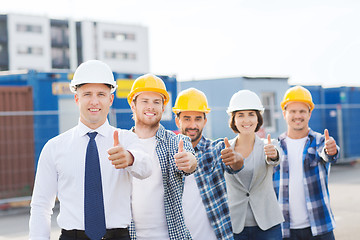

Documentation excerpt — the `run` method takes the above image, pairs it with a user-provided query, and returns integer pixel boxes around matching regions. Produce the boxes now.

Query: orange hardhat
[281,85,314,111]
[127,74,170,106]
[172,88,210,114]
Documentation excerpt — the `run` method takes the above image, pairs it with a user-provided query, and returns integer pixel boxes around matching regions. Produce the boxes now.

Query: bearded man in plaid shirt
[173,88,244,240]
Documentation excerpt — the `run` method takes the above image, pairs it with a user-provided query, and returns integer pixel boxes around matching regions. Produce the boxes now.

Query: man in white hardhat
[29,60,151,240]
[173,88,243,240]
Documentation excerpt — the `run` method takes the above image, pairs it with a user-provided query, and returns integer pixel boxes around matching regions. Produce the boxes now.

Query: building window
[52,47,70,69]
[262,92,276,132]
[17,46,43,55]
[51,26,69,46]
[104,51,136,60]
[16,24,42,33]
[103,31,135,41]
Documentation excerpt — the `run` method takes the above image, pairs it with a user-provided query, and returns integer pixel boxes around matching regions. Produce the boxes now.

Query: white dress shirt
[29,120,151,240]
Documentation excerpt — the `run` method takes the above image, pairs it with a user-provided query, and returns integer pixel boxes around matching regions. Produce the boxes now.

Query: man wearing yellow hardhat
[29,60,151,240]
[273,85,339,240]
[173,88,244,240]
[124,74,197,240]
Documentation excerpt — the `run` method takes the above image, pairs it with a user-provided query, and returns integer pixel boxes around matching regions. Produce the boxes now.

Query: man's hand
[108,130,134,169]
[324,129,337,156]
[264,134,279,161]
[221,137,244,170]
[174,139,197,173]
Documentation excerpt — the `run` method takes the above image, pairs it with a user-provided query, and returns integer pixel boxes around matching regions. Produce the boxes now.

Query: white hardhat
[69,60,117,93]
[226,90,264,114]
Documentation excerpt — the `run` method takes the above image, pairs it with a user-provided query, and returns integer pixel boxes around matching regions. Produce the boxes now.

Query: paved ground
[329,162,360,240]
[0,161,359,239]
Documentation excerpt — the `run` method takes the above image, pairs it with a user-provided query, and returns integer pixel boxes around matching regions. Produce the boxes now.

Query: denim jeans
[234,224,282,240]
[283,227,335,240]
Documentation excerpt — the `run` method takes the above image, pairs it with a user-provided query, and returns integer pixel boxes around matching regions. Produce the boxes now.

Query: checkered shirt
[194,136,237,240]
[273,129,339,238]
[130,124,194,240]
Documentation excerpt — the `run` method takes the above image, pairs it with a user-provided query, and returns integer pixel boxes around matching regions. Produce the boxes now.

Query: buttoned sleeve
[29,140,58,240]
[320,147,340,163]
[118,129,152,179]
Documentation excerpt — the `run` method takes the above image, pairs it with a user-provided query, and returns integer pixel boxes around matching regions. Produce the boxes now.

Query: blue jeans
[234,224,282,240]
[283,227,335,240]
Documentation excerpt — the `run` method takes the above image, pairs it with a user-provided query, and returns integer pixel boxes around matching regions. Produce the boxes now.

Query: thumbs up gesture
[108,130,134,169]
[324,129,337,156]
[264,134,278,161]
[221,137,244,170]
[174,139,197,173]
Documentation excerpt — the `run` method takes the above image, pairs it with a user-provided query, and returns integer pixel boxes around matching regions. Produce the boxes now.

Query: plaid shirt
[194,136,237,240]
[130,124,194,240]
[273,129,339,238]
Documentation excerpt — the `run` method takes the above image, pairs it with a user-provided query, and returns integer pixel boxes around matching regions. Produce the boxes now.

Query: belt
[61,228,129,239]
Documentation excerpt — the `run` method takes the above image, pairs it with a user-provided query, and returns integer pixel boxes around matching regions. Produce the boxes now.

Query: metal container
[0,86,34,199]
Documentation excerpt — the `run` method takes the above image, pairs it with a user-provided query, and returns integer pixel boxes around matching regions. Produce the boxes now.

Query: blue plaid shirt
[130,124,194,240]
[273,129,339,238]
[193,136,237,240]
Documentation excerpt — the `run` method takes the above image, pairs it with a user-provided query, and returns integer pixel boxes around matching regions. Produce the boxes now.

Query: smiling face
[283,101,311,138]
[175,111,207,147]
[131,91,165,129]
[233,110,259,135]
[75,83,114,129]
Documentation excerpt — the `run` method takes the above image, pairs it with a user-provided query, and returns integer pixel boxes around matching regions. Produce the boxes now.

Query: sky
[2,0,360,87]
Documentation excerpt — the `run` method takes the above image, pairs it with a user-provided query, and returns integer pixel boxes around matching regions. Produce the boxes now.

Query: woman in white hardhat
[224,90,284,240]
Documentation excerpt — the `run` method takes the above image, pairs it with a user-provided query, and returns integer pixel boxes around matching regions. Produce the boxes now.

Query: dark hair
[229,110,263,133]
[176,112,206,119]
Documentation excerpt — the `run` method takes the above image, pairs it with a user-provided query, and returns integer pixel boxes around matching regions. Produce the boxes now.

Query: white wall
[7,14,51,71]
[95,22,149,73]
[80,20,96,61]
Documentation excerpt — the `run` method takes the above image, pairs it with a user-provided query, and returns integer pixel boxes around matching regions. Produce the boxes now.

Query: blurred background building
[0,13,149,73]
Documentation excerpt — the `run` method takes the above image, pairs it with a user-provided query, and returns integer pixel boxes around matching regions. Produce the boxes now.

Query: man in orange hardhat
[273,85,339,240]
[174,88,243,240]
[121,74,197,240]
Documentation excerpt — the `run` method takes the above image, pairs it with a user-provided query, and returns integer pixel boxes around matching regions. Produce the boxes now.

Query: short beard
[184,128,202,143]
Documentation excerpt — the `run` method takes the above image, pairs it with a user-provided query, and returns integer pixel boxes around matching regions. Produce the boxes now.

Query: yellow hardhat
[127,73,170,106]
[172,88,211,114]
[281,85,315,111]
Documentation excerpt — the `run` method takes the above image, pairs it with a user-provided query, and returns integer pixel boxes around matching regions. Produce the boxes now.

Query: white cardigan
[225,135,284,233]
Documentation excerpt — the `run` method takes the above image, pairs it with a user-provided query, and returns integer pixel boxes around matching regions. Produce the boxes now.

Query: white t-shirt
[132,137,169,240]
[183,174,217,240]
[286,136,311,229]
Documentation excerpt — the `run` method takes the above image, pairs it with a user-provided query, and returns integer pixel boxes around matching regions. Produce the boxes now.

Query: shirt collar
[155,124,166,141]
[194,135,207,152]
[78,119,111,138]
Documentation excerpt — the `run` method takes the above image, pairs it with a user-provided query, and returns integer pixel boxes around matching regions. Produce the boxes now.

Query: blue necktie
[85,132,106,240]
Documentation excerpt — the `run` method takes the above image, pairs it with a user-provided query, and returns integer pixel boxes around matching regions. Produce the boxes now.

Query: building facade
[0,13,149,73]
